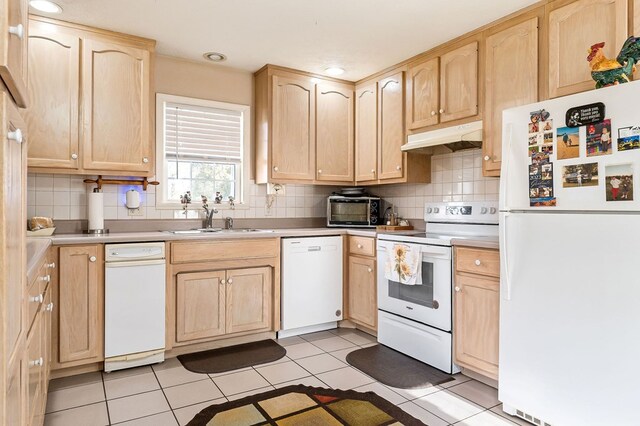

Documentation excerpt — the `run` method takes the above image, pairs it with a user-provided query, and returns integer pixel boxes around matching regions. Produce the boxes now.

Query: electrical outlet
[267,183,285,196]
[127,207,143,217]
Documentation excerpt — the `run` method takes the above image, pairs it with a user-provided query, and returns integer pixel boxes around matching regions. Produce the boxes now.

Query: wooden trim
[254,64,353,84]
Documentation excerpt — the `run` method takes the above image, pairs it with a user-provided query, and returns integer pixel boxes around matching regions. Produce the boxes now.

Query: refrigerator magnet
[556,126,580,160]
[566,102,605,127]
[617,126,640,151]
[605,164,633,201]
[586,119,612,156]
[561,163,598,188]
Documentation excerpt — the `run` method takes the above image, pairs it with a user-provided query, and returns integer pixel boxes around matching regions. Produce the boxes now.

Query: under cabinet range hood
[402,120,483,152]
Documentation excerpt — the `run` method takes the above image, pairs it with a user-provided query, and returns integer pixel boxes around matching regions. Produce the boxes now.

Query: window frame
[155,93,251,210]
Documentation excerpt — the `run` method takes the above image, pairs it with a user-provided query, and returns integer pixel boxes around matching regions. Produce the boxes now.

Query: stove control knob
[433,207,440,214]
[480,207,488,214]
[426,207,433,214]
[490,207,497,214]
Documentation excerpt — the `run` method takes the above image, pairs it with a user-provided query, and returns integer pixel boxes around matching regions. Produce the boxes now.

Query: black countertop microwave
[326,196,382,228]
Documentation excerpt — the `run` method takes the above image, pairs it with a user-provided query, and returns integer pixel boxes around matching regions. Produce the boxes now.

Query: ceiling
[36,0,540,81]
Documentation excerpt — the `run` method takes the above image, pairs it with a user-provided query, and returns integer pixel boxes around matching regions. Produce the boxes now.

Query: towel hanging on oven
[384,243,422,285]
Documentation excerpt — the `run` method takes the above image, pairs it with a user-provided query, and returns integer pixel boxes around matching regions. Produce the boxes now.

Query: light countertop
[451,236,500,250]
[26,238,52,283]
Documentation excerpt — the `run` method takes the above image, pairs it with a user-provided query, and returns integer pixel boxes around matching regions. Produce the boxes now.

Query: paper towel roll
[126,189,140,209]
[88,191,104,231]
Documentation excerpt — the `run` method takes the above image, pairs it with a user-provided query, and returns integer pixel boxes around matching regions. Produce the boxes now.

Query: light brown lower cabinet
[454,246,500,380]
[346,236,377,330]
[176,267,273,344]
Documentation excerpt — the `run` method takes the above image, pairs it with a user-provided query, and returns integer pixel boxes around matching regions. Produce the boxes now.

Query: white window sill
[154,202,249,211]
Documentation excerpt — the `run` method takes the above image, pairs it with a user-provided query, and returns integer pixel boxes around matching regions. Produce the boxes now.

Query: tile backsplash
[27,150,499,223]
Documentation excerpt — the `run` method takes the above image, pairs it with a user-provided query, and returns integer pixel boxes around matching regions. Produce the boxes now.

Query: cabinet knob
[142,157,149,163]
[8,24,24,40]
[371,169,376,174]
[7,128,23,144]
[227,278,233,284]
[396,165,401,171]
[273,166,279,172]
[439,109,445,114]
[46,262,56,269]
[39,275,51,282]
[357,244,363,249]
[46,302,54,312]
[475,259,481,266]
[318,169,322,174]
[484,155,491,161]
[367,267,372,273]
[71,153,78,160]
[220,279,226,285]
[455,286,461,292]
[431,111,436,116]
[89,256,97,262]
[30,357,43,367]
[30,294,44,303]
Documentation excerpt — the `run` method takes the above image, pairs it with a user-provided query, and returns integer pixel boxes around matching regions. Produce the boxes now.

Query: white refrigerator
[499,81,640,426]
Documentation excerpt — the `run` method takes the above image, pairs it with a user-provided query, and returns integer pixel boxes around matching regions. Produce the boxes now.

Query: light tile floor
[44,329,527,426]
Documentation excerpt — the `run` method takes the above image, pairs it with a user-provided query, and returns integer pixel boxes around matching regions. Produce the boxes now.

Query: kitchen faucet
[201,195,219,228]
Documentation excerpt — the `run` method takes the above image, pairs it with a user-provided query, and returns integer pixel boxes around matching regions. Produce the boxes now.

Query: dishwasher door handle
[105,259,166,268]
[307,246,321,252]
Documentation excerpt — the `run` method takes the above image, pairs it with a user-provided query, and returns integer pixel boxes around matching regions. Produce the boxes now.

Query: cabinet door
[26,22,80,170]
[226,267,272,334]
[454,273,500,380]
[484,18,538,176]
[355,83,378,183]
[440,42,478,123]
[271,74,315,181]
[378,72,405,180]
[176,271,226,342]
[58,245,103,364]
[43,288,52,387]
[0,0,29,107]
[348,256,377,330]
[6,353,26,426]
[81,38,152,173]
[548,0,627,98]
[316,83,354,182]
[26,314,42,426]
[406,58,439,129]
[2,93,26,361]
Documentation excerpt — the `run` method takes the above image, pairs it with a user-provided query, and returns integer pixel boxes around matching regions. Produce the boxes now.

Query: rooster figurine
[588,36,640,89]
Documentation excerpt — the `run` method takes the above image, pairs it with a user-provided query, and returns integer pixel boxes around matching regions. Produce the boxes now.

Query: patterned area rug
[187,384,426,425]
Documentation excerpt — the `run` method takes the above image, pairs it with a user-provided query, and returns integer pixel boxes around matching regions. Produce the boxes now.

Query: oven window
[388,261,435,308]
[330,202,368,223]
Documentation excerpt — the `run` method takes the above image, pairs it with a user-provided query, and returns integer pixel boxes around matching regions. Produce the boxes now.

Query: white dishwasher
[280,236,343,338]
[104,242,166,372]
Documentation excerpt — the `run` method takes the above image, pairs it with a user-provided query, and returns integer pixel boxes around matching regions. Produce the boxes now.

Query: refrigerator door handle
[500,212,512,301]
[499,122,513,212]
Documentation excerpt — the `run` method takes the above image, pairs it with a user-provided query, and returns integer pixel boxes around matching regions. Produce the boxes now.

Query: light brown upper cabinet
[483,16,539,176]
[0,0,29,107]
[316,82,354,182]
[355,82,378,183]
[255,65,355,185]
[547,0,627,98]
[26,21,80,170]
[406,41,478,131]
[406,58,439,130]
[378,71,405,180]
[26,17,155,176]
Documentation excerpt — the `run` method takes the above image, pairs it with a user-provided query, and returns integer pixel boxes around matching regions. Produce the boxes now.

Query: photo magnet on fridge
[586,119,612,156]
[617,126,640,151]
[556,126,580,160]
[561,163,598,188]
[530,197,557,207]
[529,164,554,199]
[605,164,634,201]
[566,102,605,127]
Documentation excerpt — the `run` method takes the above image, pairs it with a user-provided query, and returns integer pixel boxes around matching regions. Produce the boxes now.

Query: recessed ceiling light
[203,52,227,62]
[29,0,62,13]
[325,67,345,76]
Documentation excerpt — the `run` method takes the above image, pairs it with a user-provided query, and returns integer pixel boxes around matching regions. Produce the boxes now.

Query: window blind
[165,102,242,163]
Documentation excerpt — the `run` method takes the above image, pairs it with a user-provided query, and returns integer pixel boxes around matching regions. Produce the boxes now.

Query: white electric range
[376,201,498,373]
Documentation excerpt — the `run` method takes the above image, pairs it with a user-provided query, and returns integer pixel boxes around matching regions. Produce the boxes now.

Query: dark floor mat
[346,344,453,389]
[178,339,286,374]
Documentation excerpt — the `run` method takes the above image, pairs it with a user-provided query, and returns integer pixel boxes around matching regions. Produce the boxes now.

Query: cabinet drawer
[27,268,47,331]
[349,236,375,257]
[455,247,500,278]
[171,238,279,264]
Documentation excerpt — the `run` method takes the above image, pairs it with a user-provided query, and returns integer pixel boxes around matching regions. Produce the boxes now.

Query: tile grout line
[150,364,181,426]
[101,373,112,425]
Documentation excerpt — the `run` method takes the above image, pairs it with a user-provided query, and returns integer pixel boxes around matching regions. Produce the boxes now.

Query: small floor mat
[187,384,426,425]
[178,339,286,374]
[346,344,453,389]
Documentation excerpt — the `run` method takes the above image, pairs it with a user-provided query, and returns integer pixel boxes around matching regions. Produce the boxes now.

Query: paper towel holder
[84,188,109,235]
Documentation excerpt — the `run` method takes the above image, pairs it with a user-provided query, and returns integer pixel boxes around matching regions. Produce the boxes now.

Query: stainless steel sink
[218,229,274,233]
[167,228,273,234]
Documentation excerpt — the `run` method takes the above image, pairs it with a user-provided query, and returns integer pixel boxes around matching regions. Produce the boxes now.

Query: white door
[499,211,640,425]
[377,241,452,331]
[501,80,640,212]
[281,237,343,330]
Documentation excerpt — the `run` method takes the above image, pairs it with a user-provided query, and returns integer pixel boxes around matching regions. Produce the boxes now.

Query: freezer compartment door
[281,237,343,330]
[499,212,640,426]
